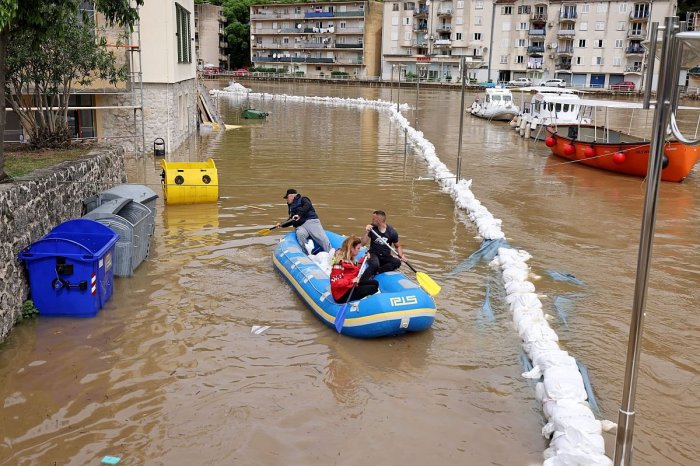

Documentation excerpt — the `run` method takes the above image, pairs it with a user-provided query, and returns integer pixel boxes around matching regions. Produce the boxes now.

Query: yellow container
[160,159,218,205]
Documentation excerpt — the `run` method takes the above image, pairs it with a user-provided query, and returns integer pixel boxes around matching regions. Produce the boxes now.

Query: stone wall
[0,146,127,343]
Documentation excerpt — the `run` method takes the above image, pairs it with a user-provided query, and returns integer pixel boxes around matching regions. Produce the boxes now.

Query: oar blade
[256,228,273,236]
[416,272,441,297]
[335,303,349,333]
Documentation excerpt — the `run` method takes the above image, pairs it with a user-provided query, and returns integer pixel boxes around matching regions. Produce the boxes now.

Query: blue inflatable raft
[273,231,437,338]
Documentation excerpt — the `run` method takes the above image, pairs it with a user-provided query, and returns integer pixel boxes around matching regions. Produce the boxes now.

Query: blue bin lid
[19,219,119,262]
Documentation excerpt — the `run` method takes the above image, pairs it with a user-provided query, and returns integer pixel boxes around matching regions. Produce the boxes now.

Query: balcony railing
[437,8,452,16]
[531,13,547,22]
[556,62,572,70]
[528,29,546,36]
[413,40,428,47]
[434,39,452,46]
[253,56,335,64]
[335,27,364,34]
[630,10,650,20]
[627,29,646,38]
[624,65,642,73]
[557,29,576,36]
[414,7,429,16]
[414,23,428,31]
[559,12,577,20]
[557,47,574,54]
[336,43,363,48]
[625,46,645,54]
[527,46,545,54]
[527,63,543,69]
[436,24,452,32]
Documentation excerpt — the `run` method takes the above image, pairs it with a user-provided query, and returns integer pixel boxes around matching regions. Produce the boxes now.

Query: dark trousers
[337,279,379,303]
[361,254,401,280]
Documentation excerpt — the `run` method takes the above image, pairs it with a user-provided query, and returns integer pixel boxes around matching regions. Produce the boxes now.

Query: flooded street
[1,80,699,465]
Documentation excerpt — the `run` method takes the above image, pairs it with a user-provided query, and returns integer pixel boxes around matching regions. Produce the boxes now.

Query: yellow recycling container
[160,159,219,205]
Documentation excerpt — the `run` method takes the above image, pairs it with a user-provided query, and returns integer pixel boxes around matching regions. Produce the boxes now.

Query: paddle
[369,229,441,297]
[256,219,294,236]
[334,258,369,333]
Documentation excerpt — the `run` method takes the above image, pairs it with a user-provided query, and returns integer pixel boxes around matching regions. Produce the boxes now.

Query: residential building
[249,1,383,79]
[3,0,197,155]
[381,0,677,89]
[195,2,230,70]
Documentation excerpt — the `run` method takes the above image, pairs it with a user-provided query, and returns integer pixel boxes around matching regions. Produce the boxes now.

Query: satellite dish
[251,35,255,41]
[483,46,488,52]
[424,34,429,39]
[297,24,302,29]
[551,43,558,49]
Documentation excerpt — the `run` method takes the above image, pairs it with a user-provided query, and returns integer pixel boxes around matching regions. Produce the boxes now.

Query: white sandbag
[541,366,588,402]
[505,280,536,294]
[533,350,578,372]
[513,305,545,330]
[526,339,561,362]
[509,293,543,313]
[503,267,529,283]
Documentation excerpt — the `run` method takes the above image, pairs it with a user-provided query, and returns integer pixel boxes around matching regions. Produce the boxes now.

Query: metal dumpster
[83,184,158,236]
[83,198,151,277]
[18,219,118,317]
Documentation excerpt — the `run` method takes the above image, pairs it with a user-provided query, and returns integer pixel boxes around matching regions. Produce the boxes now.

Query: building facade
[381,0,677,88]
[249,1,383,78]
[195,2,230,70]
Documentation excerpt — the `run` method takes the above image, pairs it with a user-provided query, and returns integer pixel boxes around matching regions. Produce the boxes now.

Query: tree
[0,0,143,180]
[6,7,129,147]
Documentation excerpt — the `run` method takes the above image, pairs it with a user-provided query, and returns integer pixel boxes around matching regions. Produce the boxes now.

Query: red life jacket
[330,257,365,301]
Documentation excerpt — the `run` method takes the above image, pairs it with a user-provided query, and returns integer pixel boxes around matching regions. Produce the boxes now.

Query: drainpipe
[487,2,496,82]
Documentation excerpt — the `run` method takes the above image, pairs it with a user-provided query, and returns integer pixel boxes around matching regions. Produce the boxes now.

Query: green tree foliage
[6,8,127,147]
[0,0,142,179]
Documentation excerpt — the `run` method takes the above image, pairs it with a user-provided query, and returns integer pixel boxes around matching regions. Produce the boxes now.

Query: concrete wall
[0,147,127,344]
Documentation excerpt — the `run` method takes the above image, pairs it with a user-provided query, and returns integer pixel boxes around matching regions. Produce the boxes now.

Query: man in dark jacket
[278,189,331,253]
[360,210,403,278]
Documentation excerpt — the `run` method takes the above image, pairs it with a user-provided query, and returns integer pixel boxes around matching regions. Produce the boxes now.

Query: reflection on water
[1,81,699,465]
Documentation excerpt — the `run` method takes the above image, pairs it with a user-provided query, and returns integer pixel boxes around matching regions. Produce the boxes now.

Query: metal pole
[456,57,468,182]
[415,65,420,127]
[397,65,402,112]
[613,16,678,466]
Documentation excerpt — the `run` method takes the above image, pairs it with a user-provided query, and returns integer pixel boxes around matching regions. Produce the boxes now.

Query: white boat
[469,87,520,121]
[510,87,590,140]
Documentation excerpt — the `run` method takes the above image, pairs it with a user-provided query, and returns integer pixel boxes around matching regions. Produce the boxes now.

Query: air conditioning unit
[549,53,555,59]
[548,22,554,27]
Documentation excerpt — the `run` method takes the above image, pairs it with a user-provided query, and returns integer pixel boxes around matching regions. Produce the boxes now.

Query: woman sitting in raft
[330,236,379,303]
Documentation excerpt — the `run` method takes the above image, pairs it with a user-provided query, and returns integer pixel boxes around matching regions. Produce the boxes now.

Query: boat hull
[273,231,436,338]
[545,124,700,182]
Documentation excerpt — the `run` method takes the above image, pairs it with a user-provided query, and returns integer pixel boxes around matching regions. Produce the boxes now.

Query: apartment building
[249,1,383,78]
[381,0,677,88]
[195,2,230,70]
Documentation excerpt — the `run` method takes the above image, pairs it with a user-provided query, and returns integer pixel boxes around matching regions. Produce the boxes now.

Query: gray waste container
[84,184,158,236]
[83,198,151,277]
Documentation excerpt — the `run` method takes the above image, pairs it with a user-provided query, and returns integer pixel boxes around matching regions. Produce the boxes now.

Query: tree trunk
[0,27,8,181]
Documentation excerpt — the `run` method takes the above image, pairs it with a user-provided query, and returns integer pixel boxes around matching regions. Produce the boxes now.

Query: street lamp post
[456,56,472,181]
[397,64,403,112]
[416,63,428,126]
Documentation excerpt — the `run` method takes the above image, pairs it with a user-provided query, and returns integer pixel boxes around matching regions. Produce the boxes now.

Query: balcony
[559,12,577,22]
[412,40,428,47]
[557,47,574,56]
[414,22,428,32]
[436,24,452,33]
[336,43,363,49]
[630,10,650,21]
[304,11,334,18]
[434,39,452,47]
[527,46,545,54]
[414,7,429,17]
[625,46,645,55]
[334,10,365,17]
[527,63,543,70]
[624,65,642,73]
[253,56,335,64]
[556,62,572,70]
[628,29,646,39]
[437,8,452,17]
[557,29,576,37]
[531,12,547,23]
[528,28,546,36]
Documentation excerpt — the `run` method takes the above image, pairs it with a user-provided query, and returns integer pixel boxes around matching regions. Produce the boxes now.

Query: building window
[595,21,604,31]
[474,32,482,40]
[457,1,464,9]
[619,3,627,13]
[615,39,623,48]
[475,1,483,10]
[596,2,607,13]
[475,16,482,25]
[517,5,531,15]
[578,39,586,48]
[580,22,588,31]
[501,6,512,15]
[593,56,603,65]
[516,55,524,64]
[580,4,590,14]
[617,21,625,31]
[517,38,526,47]
[576,56,582,65]
[456,32,462,40]
[613,57,622,66]
[392,3,399,11]
[594,39,603,48]
[176,3,192,63]
[500,55,508,64]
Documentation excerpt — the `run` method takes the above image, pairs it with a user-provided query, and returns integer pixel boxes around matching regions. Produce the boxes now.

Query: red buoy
[563,144,576,156]
[584,146,595,158]
[613,151,626,164]
[545,137,556,147]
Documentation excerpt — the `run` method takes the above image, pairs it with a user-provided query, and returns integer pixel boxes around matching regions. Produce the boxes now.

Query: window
[575,56,582,65]
[404,17,411,25]
[403,3,413,11]
[501,6,512,15]
[613,57,622,66]
[500,55,508,64]
[517,38,526,47]
[475,1,483,10]
[391,31,399,41]
[455,17,463,25]
[578,39,586,47]
[516,55,524,64]
[404,31,412,40]
[580,4,590,14]
[594,39,603,48]
[456,32,462,40]
[457,1,464,9]
[475,16,482,25]
[518,5,531,15]
[176,3,191,63]
[580,22,588,31]
[617,21,625,31]
[392,17,398,26]
[393,3,399,11]
[596,2,607,13]
[595,21,604,31]
[615,39,623,48]
[518,22,528,30]
[474,32,482,40]
[593,56,603,65]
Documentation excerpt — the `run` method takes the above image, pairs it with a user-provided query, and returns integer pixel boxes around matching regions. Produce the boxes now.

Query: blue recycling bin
[18,219,119,317]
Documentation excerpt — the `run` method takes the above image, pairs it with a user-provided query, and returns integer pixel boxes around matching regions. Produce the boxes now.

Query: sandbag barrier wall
[0,147,127,343]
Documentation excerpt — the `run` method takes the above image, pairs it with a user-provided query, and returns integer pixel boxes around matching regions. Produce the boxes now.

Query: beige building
[381,0,677,89]
[249,1,383,79]
[195,2,230,70]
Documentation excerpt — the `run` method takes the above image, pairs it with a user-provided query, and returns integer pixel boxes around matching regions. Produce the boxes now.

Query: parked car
[542,78,567,88]
[508,77,533,87]
[232,68,249,77]
[610,81,636,91]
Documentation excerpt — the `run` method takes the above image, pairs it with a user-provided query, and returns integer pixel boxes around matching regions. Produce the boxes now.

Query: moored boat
[470,87,520,121]
[544,124,700,182]
[273,231,437,338]
[241,108,269,119]
[511,87,589,140]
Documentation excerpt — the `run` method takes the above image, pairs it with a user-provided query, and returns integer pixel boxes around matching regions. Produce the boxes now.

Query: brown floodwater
[1,81,698,465]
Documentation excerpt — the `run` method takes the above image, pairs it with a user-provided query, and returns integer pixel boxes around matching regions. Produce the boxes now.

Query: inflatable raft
[273,231,437,338]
